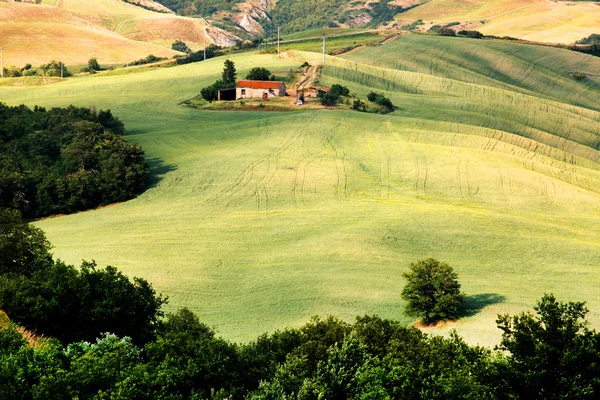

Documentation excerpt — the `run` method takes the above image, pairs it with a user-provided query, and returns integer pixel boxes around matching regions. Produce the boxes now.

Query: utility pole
[0,47,3,78]
[125,42,129,67]
[61,51,64,79]
[322,36,326,65]
[203,33,206,61]
[277,26,280,56]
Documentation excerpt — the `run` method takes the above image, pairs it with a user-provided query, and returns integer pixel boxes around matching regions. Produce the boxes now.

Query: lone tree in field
[222,59,236,85]
[401,258,465,324]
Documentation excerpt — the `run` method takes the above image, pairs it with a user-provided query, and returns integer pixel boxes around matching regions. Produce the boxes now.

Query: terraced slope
[399,0,600,44]
[1,41,599,345]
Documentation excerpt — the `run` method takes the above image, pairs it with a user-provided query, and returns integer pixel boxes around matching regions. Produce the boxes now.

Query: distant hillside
[397,0,600,44]
[0,0,239,66]
[150,0,599,44]
[153,0,407,36]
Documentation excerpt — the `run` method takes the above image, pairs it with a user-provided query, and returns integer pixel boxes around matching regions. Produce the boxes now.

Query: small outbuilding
[236,80,287,99]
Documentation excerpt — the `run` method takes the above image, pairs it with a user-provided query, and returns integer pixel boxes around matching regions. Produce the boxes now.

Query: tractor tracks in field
[456,159,479,200]
[410,144,428,198]
[325,123,349,200]
[204,115,316,214]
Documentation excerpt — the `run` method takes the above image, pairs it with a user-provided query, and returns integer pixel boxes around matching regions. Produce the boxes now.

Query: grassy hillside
[1,40,600,345]
[399,0,600,44]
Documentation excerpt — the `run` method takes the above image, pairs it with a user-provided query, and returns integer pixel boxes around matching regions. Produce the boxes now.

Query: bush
[329,84,349,97]
[176,44,223,65]
[438,27,457,36]
[401,258,465,324]
[366,92,395,113]
[458,30,484,39]
[352,99,366,111]
[129,54,167,66]
[171,40,192,53]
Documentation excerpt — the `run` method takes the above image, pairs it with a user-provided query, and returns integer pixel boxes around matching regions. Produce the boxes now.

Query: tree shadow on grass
[145,157,177,189]
[461,293,507,317]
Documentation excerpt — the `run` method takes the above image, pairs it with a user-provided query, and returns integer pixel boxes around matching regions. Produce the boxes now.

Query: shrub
[366,92,395,113]
[329,84,350,97]
[171,40,192,53]
[352,99,366,111]
[438,27,457,37]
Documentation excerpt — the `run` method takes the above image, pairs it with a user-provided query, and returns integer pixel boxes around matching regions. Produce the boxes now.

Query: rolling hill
[0,0,238,66]
[1,35,599,345]
[398,0,600,44]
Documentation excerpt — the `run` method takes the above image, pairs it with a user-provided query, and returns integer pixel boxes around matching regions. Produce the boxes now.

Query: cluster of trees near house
[2,206,600,399]
[0,103,149,218]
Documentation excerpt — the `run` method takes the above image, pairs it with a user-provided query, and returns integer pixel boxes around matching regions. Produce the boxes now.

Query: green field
[1,36,600,345]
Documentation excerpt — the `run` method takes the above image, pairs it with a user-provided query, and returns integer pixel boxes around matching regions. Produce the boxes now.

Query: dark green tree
[401,258,465,324]
[0,209,53,276]
[497,294,600,399]
[222,59,237,85]
[246,67,272,81]
[87,58,101,72]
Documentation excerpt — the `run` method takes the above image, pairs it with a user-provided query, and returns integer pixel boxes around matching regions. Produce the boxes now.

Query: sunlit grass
[1,44,599,345]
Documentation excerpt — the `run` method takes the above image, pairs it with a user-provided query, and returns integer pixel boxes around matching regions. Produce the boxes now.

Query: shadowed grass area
[1,43,599,345]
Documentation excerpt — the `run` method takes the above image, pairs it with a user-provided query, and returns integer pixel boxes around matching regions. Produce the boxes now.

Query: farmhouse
[236,80,286,99]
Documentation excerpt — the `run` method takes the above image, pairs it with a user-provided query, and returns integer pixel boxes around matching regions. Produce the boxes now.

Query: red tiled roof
[236,80,285,89]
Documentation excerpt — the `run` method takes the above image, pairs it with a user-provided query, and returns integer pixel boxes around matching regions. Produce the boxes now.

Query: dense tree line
[0,103,149,218]
[1,209,600,398]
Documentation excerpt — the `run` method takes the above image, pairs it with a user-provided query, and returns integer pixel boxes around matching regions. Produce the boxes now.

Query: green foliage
[176,44,223,65]
[366,91,394,113]
[352,99,367,111]
[172,40,192,54]
[575,33,600,45]
[39,60,71,77]
[154,0,244,16]
[329,83,350,97]
[246,67,272,81]
[496,294,600,399]
[200,80,230,101]
[200,60,237,101]
[87,58,101,72]
[458,30,485,38]
[0,209,165,345]
[270,0,352,34]
[0,103,149,218]
[369,0,403,26]
[438,27,457,36]
[129,54,166,66]
[0,209,53,276]
[222,59,237,85]
[401,258,465,324]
